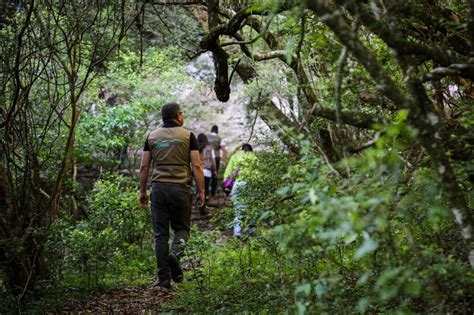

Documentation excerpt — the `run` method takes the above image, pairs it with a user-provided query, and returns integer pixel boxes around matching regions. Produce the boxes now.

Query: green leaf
[376,268,402,286]
[380,286,398,300]
[344,233,357,244]
[396,109,409,121]
[277,186,290,195]
[308,188,317,204]
[357,272,371,285]
[405,281,422,296]
[357,298,370,313]
[315,282,327,297]
[354,235,378,260]
[296,282,312,296]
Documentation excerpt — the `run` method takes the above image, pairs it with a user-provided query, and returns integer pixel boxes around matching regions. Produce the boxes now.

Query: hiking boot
[149,278,171,289]
[199,206,210,216]
[167,253,183,283]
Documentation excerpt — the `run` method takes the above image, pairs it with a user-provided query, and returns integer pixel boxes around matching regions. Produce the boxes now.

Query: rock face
[179,52,272,154]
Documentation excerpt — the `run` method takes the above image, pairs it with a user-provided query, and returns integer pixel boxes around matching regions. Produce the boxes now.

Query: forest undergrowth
[8,133,474,313]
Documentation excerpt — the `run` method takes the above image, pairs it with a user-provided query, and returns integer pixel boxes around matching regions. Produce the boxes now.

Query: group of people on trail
[139,102,254,289]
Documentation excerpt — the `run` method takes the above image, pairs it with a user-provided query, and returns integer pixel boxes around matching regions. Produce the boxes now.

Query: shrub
[170,134,473,313]
[46,173,153,288]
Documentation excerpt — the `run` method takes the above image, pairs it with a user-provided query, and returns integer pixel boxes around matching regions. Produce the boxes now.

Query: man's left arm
[189,132,205,204]
[191,150,205,205]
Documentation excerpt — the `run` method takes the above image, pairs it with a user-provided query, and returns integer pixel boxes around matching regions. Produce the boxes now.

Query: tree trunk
[407,79,474,268]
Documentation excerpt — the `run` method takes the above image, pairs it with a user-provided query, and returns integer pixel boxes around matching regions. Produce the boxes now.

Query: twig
[466,1,474,55]
[1,0,35,130]
[221,35,263,47]
[296,12,305,57]
[228,58,241,87]
[297,102,316,132]
[39,188,50,200]
[335,47,348,125]
[17,248,40,302]
[348,131,383,153]
[253,50,287,61]
[421,63,474,82]
[247,92,261,142]
[152,4,203,57]
[313,135,342,177]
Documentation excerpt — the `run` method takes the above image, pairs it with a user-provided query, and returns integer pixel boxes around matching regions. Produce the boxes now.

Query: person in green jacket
[223,143,257,236]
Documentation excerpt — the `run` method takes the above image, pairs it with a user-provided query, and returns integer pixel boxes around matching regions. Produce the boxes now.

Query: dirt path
[57,194,229,313]
[60,285,176,313]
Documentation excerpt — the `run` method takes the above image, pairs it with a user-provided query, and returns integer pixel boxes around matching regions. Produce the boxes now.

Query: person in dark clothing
[197,133,216,215]
[139,103,205,289]
[207,125,227,198]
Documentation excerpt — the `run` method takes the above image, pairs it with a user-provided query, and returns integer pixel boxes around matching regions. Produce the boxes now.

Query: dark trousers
[211,156,221,196]
[204,176,211,199]
[151,182,192,280]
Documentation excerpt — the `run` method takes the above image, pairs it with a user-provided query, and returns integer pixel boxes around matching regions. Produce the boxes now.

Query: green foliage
[102,46,189,109]
[88,173,148,244]
[76,46,197,169]
[77,102,146,167]
[45,174,154,288]
[169,121,473,313]
[0,279,16,314]
[171,235,294,313]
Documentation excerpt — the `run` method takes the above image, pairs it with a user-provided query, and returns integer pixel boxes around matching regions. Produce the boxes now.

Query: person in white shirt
[197,133,217,215]
[207,125,228,198]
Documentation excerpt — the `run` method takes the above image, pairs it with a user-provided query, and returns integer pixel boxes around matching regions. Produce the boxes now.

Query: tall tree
[191,0,473,267]
[0,0,144,294]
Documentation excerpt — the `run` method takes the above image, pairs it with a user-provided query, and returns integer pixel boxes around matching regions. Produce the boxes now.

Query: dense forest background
[0,0,473,313]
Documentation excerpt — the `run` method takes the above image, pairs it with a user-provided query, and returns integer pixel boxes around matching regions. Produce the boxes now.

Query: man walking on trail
[207,125,227,199]
[139,103,205,289]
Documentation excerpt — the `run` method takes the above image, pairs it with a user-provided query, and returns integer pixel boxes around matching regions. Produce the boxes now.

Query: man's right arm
[139,150,151,207]
[190,150,205,204]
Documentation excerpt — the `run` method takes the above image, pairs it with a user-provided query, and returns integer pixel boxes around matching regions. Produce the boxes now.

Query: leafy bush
[46,174,154,288]
[77,102,147,168]
[170,125,473,313]
[76,46,197,170]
